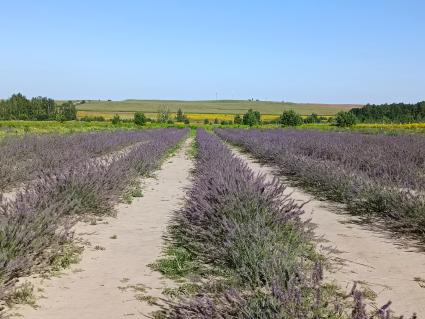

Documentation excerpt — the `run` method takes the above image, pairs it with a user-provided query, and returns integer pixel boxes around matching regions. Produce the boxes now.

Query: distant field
[76,99,359,116]
[77,110,289,122]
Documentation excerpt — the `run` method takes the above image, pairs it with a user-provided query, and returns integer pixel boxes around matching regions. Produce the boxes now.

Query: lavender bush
[163,129,415,318]
[216,128,425,237]
[0,128,188,300]
[0,130,160,192]
[166,129,335,317]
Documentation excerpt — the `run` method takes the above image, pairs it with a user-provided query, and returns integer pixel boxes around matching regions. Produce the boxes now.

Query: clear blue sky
[1,0,424,103]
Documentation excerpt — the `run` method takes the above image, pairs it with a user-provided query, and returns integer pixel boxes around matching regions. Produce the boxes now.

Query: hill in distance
[75,99,360,116]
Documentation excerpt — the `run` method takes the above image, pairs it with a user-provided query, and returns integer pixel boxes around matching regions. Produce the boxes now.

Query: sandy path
[14,138,193,319]
[231,147,425,317]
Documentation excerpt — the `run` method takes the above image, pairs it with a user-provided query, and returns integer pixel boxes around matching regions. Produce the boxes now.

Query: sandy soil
[13,138,193,319]
[231,147,425,317]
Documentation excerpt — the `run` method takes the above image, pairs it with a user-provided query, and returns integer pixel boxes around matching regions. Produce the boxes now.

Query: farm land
[3,1,424,317]
[75,99,357,115]
[0,120,424,318]
[74,99,353,123]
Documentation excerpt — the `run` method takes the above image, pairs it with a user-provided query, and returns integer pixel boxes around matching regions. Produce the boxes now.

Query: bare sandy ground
[231,147,425,317]
[13,138,193,319]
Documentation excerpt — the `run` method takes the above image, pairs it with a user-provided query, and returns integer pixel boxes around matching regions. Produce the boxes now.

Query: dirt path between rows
[13,138,193,319]
[231,147,425,317]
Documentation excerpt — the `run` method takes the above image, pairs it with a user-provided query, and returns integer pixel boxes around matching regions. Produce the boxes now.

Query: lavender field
[0,128,188,301]
[216,128,425,238]
[152,129,417,318]
[0,130,159,192]
[0,128,422,318]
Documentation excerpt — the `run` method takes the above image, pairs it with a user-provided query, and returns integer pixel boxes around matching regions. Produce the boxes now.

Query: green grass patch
[4,282,37,308]
[49,243,83,273]
[148,246,201,279]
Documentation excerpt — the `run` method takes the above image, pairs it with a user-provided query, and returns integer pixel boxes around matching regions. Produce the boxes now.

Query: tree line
[0,93,77,121]
[350,101,425,123]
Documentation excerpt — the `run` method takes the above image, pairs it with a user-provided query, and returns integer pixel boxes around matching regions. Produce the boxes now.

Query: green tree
[242,109,260,126]
[335,111,357,127]
[60,101,77,120]
[214,118,219,124]
[157,107,170,123]
[175,108,187,122]
[304,113,320,124]
[112,114,121,125]
[280,110,303,126]
[234,114,242,124]
[0,93,78,121]
[10,93,31,119]
[134,112,146,126]
[31,97,52,120]
[203,119,210,124]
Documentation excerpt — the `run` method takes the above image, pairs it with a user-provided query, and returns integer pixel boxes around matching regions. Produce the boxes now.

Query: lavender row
[164,130,353,317]
[0,128,188,300]
[215,128,425,237]
[0,130,159,192]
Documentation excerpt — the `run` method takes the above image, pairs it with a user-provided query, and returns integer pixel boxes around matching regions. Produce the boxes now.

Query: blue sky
[1,0,424,103]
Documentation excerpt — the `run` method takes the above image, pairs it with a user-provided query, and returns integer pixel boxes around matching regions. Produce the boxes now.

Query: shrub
[80,116,105,122]
[304,113,321,124]
[175,108,188,122]
[163,129,412,318]
[234,114,242,124]
[166,129,327,316]
[335,111,357,127]
[134,112,146,126]
[0,128,189,299]
[215,128,425,238]
[242,109,260,126]
[157,107,170,123]
[280,110,303,126]
[111,114,121,125]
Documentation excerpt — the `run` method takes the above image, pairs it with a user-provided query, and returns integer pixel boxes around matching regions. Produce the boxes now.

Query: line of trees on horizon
[0,93,77,121]
[349,101,425,123]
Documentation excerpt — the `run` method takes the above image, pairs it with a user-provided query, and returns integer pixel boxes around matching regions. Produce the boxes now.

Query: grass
[0,120,190,138]
[148,246,202,279]
[4,282,37,308]
[3,118,425,143]
[162,283,201,298]
[122,181,144,204]
[0,120,140,137]
[49,244,83,273]
[76,99,357,115]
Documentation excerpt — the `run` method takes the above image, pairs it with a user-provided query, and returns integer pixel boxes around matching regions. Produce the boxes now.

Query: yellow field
[77,111,282,122]
[78,111,136,120]
[355,123,425,129]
